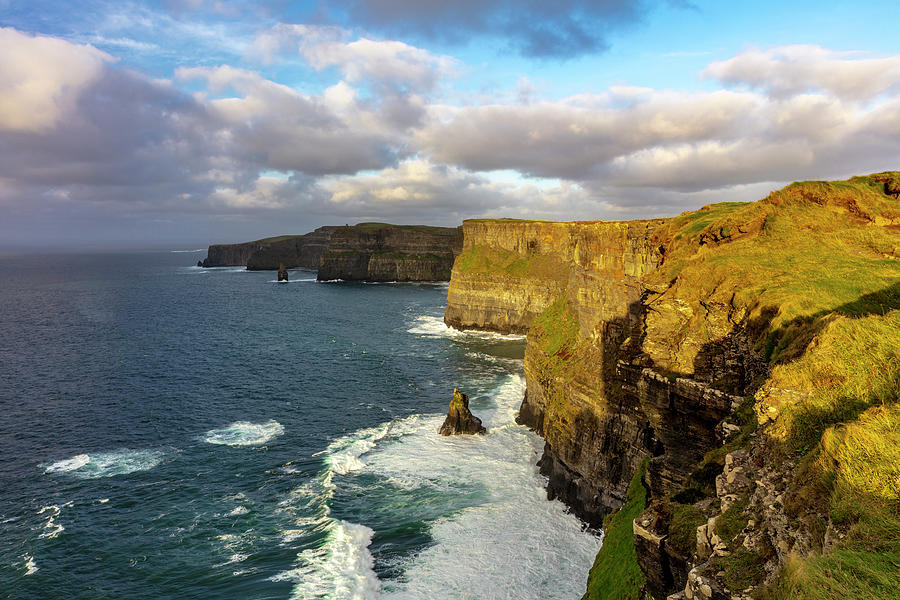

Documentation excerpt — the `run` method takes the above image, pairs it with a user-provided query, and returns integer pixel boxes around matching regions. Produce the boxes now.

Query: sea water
[0,252,601,599]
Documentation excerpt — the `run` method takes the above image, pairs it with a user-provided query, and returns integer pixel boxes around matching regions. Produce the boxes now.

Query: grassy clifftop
[486,172,899,600]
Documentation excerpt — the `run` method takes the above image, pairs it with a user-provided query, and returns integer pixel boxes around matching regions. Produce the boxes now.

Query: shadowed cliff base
[442,172,900,600]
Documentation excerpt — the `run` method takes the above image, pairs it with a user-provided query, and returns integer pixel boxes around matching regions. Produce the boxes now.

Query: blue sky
[2,0,900,249]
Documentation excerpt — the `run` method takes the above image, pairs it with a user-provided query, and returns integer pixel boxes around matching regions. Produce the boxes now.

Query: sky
[2,1,900,250]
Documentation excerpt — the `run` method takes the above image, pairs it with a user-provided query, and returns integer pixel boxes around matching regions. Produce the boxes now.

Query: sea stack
[277,263,289,282]
[439,388,486,435]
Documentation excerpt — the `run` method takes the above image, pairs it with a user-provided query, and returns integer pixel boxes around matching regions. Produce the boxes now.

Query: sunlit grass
[583,459,648,600]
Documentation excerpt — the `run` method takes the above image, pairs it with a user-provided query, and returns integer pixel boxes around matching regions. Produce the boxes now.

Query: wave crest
[44,449,167,478]
[204,420,285,446]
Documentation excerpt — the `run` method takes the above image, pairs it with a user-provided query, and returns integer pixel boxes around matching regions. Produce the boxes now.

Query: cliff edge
[201,226,337,269]
[445,173,900,600]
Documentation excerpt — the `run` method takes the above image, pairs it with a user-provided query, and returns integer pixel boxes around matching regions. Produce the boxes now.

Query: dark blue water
[0,252,600,600]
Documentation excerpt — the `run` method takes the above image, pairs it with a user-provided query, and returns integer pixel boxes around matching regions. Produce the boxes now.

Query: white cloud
[703,45,900,100]
[3,29,900,241]
[252,24,458,92]
[176,64,410,174]
[0,28,114,132]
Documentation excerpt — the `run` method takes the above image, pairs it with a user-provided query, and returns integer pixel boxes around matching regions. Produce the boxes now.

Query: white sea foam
[23,554,38,575]
[276,374,600,600]
[227,506,249,517]
[216,553,249,567]
[274,419,421,597]
[322,422,392,475]
[407,314,526,341]
[272,519,381,600]
[204,420,284,446]
[268,277,317,283]
[45,454,90,473]
[200,266,250,273]
[364,375,602,599]
[44,449,167,478]
[37,505,64,539]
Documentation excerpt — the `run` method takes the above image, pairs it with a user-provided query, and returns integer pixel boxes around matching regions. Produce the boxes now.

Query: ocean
[0,251,601,600]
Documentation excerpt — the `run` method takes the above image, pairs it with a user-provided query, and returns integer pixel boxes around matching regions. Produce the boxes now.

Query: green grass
[526,296,583,440]
[771,405,900,600]
[348,222,457,235]
[716,500,750,550]
[667,503,706,556]
[647,173,899,598]
[583,459,649,600]
[712,547,770,591]
[766,310,900,454]
[255,234,303,244]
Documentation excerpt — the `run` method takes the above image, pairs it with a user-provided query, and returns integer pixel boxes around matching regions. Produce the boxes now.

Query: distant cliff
[317,223,462,282]
[201,226,337,269]
[444,173,900,600]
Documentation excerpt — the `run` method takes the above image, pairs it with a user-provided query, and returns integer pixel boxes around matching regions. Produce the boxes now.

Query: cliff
[201,226,337,269]
[444,173,900,600]
[317,223,462,282]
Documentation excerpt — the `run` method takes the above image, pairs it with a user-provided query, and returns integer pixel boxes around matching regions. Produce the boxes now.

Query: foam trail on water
[204,420,284,446]
[268,278,317,283]
[37,505,64,539]
[322,422,393,475]
[407,315,525,341]
[44,449,167,478]
[273,520,381,600]
[23,554,38,575]
[274,415,425,598]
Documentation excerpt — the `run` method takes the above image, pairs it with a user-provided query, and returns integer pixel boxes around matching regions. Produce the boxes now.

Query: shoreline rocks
[439,388,487,435]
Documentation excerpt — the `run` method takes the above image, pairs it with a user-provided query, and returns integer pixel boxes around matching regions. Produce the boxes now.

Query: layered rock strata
[443,173,900,600]
[317,223,462,282]
[201,226,337,269]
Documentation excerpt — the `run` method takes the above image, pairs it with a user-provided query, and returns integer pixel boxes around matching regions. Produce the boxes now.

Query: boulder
[439,388,486,435]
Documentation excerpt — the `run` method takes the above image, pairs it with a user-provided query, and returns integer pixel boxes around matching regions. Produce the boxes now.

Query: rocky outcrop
[317,223,462,282]
[201,226,337,269]
[443,173,900,600]
[439,388,487,435]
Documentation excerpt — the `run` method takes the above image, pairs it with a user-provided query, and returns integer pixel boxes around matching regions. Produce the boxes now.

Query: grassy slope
[508,173,900,599]
[453,174,898,598]
[583,459,649,600]
[653,173,900,598]
[348,222,458,235]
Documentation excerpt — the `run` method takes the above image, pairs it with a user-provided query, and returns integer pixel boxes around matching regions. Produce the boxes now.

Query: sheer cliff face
[447,219,660,523]
[202,226,337,269]
[317,225,462,282]
[444,218,755,527]
[445,174,900,600]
